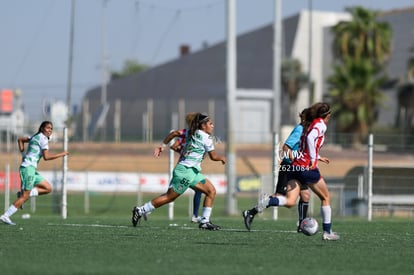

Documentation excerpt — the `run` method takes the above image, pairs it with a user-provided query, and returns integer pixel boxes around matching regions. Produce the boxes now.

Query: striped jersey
[292,118,326,168]
[21,133,49,168]
[178,129,214,171]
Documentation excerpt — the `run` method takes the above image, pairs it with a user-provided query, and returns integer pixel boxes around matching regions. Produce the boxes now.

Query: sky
[1,0,414,122]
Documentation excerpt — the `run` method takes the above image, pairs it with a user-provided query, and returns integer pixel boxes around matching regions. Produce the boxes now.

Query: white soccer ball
[300,217,319,236]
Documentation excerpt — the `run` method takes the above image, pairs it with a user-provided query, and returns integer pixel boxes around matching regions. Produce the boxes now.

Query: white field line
[47,222,297,233]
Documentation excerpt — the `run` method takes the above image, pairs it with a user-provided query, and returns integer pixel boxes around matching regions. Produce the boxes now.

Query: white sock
[321,205,332,224]
[4,205,18,217]
[30,188,39,197]
[276,196,286,206]
[201,207,212,223]
[142,201,155,213]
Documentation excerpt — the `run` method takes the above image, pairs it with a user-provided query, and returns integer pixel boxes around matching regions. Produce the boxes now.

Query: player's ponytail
[188,113,209,137]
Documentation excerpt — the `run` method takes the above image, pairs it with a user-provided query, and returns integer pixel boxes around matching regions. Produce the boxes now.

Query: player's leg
[193,178,220,230]
[297,187,310,232]
[132,164,190,226]
[308,176,339,240]
[191,190,202,223]
[242,167,289,229]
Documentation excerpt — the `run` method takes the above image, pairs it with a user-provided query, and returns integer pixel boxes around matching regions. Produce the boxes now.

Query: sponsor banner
[237,176,261,192]
[39,171,228,194]
[0,172,21,190]
[0,172,260,193]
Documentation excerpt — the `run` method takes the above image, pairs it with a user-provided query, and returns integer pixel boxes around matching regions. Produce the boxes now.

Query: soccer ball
[300,217,319,236]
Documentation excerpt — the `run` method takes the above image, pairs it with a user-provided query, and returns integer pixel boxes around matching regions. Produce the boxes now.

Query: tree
[110,59,149,80]
[281,58,309,124]
[396,42,414,131]
[328,6,392,145]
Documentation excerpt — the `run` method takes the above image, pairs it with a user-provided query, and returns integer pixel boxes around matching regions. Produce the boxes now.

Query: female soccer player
[0,121,69,225]
[243,108,311,232]
[132,113,225,230]
[243,103,340,241]
[169,112,203,223]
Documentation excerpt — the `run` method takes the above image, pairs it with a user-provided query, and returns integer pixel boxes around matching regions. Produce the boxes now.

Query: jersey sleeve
[39,135,49,150]
[284,124,303,150]
[306,128,319,163]
[204,135,215,152]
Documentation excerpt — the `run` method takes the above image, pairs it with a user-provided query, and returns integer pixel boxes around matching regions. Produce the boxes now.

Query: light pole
[225,0,237,215]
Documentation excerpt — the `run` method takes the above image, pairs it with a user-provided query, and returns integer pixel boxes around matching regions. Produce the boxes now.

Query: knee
[204,185,216,197]
[300,190,311,202]
[208,187,216,197]
[44,185,52,194]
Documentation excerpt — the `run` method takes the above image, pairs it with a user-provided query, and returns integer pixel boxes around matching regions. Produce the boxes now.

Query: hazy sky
[1,0,413,122]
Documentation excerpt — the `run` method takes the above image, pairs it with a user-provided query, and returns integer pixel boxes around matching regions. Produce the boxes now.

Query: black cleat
[199,221,221,231]
[131,206,143,227]
[242,210,255,231]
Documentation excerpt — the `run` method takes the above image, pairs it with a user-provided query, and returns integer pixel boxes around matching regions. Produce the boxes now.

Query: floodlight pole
[225,0,237,215]
[271,0,282,219]
[62,0,75,220]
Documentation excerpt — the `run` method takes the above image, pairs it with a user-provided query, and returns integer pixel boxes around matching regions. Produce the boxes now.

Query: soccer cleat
[131,206,144,227]
[191,216,201,223]
[199,221,221,231]
[296,220,302,233]
[242,210,255,231]
[256,193,270,213]
[0,215,16,225]
[17,191,23,209]
[322,231,340,241]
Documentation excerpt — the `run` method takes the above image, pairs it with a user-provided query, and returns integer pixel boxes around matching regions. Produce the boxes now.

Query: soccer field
[1,194,414,274]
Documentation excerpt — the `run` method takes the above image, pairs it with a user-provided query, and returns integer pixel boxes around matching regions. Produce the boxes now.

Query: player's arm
[17,136,30,153]
[282,144,294,161]
[307,129,318,169]
[207,150,226,165]
[170,139,182,153]
[42,149,69,161]
[154,130,182,157]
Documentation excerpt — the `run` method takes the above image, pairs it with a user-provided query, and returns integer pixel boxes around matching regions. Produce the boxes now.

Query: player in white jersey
[0,121,69,225]
[169,112,203,223]
[132,113,226,230]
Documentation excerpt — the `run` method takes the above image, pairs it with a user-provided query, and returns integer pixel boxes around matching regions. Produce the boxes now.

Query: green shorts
[169,164,206,195]
[19,166,45,191]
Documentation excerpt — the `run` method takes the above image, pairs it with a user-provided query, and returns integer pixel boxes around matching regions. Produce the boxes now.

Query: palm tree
[329,6,392,145]
[281,58,309,124]
[396,43,414,133]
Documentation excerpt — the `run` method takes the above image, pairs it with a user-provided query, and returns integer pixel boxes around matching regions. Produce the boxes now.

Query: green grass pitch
[1,193,414,274]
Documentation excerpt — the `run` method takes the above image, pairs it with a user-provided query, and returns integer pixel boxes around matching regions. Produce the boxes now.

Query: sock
[142,201,155,214]
[321,205,332,233]
[268,196,286,207]
[201,207,212,223]
[4,205,18,218]
[298,200,309,224]
[250,207,258,215]
[30,188,39,197]
[193,191,202,217]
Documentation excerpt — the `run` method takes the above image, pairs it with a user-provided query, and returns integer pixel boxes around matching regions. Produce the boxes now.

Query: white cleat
[0,215,16,225]
[322,231,340,241]
[256,193,270,213]
[191,216,201,223]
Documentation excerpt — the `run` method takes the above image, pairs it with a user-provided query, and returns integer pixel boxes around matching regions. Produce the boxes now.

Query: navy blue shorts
[287,167,321,186]
[276,161,309,195]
